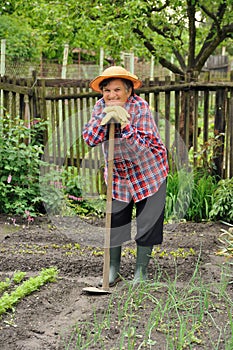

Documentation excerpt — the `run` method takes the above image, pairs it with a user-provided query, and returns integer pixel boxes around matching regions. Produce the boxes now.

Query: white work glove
[101,106,130,129]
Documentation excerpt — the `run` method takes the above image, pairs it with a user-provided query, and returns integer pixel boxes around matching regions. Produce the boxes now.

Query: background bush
[209,178,233,223]
[0,114,47,216]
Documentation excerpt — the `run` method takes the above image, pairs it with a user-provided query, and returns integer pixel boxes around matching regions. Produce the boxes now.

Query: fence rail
[1,73,232,196]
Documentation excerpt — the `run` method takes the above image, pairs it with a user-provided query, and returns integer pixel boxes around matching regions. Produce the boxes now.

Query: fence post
[165,75,171,151]
[213,89,226,178]
[228,96,233,178]
[150,56,154,81]
[203,89,209,168]
[129,50,134,74]
[61,44,69,79]
[0,39,6,120]
[99,47,104,74]
[0,39,5,78]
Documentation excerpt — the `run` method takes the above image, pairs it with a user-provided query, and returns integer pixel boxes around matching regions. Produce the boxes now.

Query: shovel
[83,122,115,294]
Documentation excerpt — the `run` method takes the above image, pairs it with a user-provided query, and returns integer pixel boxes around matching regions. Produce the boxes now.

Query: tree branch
[133,27,184,75]
[187,0,196,69]
[195,1,227,64]
[195,24,233,71]
[173,49,186,70]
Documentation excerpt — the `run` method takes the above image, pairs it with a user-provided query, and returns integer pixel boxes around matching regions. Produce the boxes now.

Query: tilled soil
[0,215,232,350]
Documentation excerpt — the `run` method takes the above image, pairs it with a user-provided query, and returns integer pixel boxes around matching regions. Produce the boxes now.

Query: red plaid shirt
[82,95,168,203]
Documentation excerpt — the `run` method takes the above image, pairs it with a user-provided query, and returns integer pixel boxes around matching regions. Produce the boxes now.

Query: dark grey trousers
[110,180,166,247]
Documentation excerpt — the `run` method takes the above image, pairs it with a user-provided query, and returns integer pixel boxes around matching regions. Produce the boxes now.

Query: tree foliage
[0,15,42,62]
[0,0,233,74]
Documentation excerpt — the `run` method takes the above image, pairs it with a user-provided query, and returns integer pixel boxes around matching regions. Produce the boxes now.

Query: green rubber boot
[133,245,153,284]
[109,246,122,286]
[99,246,122,287]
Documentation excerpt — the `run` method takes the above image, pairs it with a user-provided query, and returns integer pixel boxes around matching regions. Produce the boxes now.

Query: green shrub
[39,168,68,215]
[209,178,233,223]
[40,167,105,217]
[0,114,48,216]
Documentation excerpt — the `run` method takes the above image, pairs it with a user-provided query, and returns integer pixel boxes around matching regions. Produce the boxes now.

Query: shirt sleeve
[82,99,107,147]
[122,99,166,156]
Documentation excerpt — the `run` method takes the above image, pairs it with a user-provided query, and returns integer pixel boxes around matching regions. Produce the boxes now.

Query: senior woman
[82,66,168,285]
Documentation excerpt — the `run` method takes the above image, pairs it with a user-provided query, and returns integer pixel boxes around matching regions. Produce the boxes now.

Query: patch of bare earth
[0,215,232,349]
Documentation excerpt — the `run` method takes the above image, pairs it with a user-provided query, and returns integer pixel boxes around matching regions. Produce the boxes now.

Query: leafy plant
[0,114,48,216]
[0,15,42,62]
[0,278,11,294]
[12,271,26,284]
[40,167,106,217]
[193,134,224,175]
[64,176,82,199]
[0,267,58,316]
[0,271,26,294]
[39,168,67,215]
[209,178,233,223]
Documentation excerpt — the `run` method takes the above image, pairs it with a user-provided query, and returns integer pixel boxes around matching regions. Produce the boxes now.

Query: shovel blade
[82,286,112,294]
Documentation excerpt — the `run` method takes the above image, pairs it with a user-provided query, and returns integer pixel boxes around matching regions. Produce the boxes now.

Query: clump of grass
[165,169,218,222]
[185,172,217,221]
[165,169,194,221]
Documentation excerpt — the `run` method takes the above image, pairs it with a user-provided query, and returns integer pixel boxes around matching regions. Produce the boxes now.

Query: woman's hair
[99,78,135,96]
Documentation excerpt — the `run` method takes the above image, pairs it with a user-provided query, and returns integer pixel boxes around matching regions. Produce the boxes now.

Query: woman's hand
[101,106,130,129]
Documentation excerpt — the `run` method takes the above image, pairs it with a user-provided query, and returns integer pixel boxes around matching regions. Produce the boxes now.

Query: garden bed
[0,215,232,349]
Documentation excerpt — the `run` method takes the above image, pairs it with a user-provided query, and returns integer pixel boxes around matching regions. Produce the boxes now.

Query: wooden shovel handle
[102,122,115,290]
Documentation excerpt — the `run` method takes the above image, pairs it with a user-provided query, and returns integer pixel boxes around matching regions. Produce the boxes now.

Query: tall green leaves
[185,173,218,222]
[165,170,218,222]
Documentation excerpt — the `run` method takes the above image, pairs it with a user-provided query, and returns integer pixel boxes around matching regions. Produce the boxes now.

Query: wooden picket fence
[0,72,232,196]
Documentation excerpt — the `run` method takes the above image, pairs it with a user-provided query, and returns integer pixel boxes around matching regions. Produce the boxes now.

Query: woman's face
[102,79,132,105]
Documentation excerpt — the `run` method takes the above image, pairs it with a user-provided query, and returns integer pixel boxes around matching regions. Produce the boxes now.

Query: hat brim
[90,74,142,93]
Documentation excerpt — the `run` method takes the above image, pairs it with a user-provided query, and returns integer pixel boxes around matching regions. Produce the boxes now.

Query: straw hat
[89,66,142,92]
